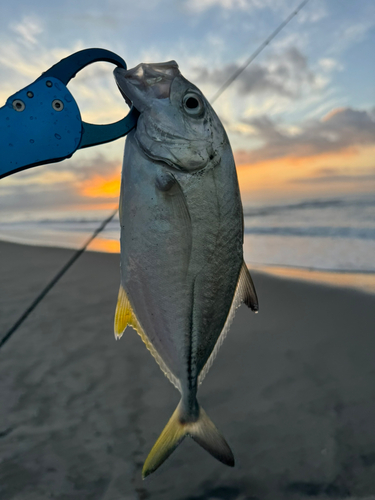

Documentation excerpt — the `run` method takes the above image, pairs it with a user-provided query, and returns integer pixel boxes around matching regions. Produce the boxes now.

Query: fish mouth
[114,61,180,111]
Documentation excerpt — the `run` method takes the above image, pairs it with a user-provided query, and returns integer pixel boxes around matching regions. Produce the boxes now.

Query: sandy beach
[0,240,375,500]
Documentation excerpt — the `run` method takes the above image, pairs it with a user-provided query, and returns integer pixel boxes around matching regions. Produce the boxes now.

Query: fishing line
[0,208,118,350]
[210,0,311,103]
[1,0,311,349]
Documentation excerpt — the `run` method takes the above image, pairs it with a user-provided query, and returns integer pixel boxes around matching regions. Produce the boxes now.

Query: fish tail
[142,400,234,478]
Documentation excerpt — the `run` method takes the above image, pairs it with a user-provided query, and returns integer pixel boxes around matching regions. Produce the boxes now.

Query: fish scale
[113,60,259,477]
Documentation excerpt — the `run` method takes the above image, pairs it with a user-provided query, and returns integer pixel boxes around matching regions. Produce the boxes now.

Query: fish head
[114,61,227,172]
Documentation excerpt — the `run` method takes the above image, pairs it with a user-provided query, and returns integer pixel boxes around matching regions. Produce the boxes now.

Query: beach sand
[0,240,375,500]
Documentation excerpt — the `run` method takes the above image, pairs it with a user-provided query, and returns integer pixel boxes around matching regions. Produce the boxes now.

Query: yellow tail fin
[142,400,234,478]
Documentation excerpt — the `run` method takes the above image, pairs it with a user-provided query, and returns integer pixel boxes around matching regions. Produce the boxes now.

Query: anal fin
[114,284,181,391]
[114,283,139,339]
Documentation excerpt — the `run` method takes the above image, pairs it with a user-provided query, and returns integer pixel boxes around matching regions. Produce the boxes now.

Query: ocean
[0,194,374,294]
[242,194,375,294]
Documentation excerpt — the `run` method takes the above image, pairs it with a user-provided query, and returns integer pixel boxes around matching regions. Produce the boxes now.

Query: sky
[0,0,374,219]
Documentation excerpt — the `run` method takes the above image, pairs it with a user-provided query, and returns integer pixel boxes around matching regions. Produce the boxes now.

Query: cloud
[67,12,120,29]
[0,154,123,215]
[185,0,300,14]
[10,16,43,45]
[296,0,328,24]
[292,167,375,184]
[327,18,375,55]
[186,0,247,12]
[0,181,82,212]
[195,47,315,99]
[4,153,121,183]
[318,58,343,72]
[236,107,375,164]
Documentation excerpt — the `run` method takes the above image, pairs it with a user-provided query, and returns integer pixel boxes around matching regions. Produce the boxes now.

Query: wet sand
[0,240,375,500]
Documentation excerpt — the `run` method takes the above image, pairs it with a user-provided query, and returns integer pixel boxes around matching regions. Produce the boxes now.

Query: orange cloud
[237,145,375,203]
[321,107,347,122]
[80,175,121,198]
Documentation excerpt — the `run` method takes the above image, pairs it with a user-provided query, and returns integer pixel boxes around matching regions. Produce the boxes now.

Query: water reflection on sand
[253,264,375,295]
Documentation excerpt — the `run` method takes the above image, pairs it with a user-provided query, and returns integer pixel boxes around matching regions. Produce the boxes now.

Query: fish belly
[120,132,243,392]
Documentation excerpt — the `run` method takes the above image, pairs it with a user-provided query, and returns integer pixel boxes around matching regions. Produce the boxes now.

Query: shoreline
[0,237,374,296]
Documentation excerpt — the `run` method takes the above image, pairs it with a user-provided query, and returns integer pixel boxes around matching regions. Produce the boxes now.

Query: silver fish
[113,61,258,478]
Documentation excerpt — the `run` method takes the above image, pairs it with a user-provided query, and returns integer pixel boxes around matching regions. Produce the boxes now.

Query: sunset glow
[88,238,120,253]
[81,175,121,199]
[237,145,375,203]
[0,0,373,220]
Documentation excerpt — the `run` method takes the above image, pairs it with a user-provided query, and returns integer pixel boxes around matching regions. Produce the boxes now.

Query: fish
[113,60,258,478]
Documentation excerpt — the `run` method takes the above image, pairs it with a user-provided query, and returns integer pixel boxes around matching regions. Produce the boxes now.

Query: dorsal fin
[198,262,259,385]
[114,284,181,391]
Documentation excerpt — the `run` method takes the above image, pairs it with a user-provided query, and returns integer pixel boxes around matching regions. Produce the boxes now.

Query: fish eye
[183,93,204,116]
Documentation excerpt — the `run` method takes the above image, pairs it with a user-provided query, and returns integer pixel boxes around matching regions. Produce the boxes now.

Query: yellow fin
[142,400,234,479]
[114,284,139,339]
[142,402,186,479]
[114,284,182,391]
